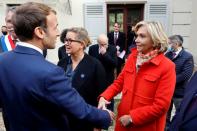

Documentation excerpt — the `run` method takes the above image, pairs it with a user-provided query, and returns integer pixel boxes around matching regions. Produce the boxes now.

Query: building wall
[0,0,196,64]
[190,0,197,65]
[170,0,192,49]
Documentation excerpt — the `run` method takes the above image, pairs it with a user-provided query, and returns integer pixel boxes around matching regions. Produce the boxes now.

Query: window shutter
[84,3,106,45]
[147,2,169,33]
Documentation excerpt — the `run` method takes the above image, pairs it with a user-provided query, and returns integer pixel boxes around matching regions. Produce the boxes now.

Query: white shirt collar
[114,32,119,36]
[175,47,182,55]
[17,42,43,55]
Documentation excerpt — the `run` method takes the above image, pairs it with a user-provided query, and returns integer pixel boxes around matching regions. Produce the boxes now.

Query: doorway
[107,4,144,48]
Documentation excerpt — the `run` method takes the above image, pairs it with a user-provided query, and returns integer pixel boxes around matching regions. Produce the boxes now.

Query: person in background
[57,27,108,131]
[1,25,7,36]
[165,35,194,130]
[0,7,17,53]
[169,71,197,131]
[126,24,136,56]
[58,28,68,60]
[98,21,176,131]
[0,7,47,57]
[107,22,126,76]
[89,34,117,111]
[0,2,113,131]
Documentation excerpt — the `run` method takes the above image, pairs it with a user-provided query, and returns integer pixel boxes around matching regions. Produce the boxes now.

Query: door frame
[107,4,144,34]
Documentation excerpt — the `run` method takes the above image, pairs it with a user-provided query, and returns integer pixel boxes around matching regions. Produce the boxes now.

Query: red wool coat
[101,49,176,131]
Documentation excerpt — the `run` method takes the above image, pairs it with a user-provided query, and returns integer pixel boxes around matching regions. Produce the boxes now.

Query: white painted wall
[0,0,196,64]
[190,0,197,65]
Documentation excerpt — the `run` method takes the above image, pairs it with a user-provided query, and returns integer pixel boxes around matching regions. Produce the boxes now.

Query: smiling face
[135,25,154,54]
[42,12,59,49]
[65,31,84,55]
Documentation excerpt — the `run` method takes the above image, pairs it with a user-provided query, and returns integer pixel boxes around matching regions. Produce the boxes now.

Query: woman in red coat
[98,21,176,131]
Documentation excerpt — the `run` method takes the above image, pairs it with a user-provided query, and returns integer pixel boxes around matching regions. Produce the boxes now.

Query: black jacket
[57,53,107,131]
[89,44,117,86]
[107,31,126,52]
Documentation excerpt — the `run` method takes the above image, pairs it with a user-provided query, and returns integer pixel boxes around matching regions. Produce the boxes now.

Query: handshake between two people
[95,97,133,131]
[94,97,115,131]
[98,97,115,120]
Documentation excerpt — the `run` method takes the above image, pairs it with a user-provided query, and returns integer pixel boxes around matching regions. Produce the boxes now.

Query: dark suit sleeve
[107,33,113,46]
[170,72,197,131]
[100,46,117,67]
[58,47,62,60]
[95,60,108,96]
[44,67,111,129]
[176,54,194,84]
[88,46,93,56]
[117,32,126,52]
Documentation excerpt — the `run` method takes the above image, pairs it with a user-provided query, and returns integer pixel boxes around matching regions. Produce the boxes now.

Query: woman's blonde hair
[67,27,91,49]
[134,21,168,53]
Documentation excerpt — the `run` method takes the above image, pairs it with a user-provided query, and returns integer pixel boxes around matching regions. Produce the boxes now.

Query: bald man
[89,34,117,111]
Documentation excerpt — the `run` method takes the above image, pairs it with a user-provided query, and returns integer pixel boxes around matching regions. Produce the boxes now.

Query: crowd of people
[0,2,196,131]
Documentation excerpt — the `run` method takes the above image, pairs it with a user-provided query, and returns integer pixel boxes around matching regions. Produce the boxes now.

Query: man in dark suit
[165,35,194,130]
[107,22,126,75]
[89,34,117,111]
[0,2,113,131]
[169,71,197,131]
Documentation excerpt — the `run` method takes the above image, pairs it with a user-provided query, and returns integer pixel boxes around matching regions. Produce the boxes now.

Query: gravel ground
[0,112,5,131]
[0,100,175,131]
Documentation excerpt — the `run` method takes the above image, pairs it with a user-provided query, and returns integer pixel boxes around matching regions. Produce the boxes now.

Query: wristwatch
[127,117,133,127]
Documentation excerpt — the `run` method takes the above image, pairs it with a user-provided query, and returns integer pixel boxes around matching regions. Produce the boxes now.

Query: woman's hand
[98,97,111,110]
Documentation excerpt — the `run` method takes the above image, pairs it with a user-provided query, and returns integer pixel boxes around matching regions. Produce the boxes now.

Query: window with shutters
[147,2,169,33]
[84,3,107,45]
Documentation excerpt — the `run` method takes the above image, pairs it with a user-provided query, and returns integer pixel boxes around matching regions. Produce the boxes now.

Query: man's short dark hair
[12,2,56,41]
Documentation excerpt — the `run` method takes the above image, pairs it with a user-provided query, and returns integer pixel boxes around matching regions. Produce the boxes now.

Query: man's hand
[99,46,107,55]
[103,108,115,121]
[119,115,132,127]
[98,97,110,110]
[117,51,120,56]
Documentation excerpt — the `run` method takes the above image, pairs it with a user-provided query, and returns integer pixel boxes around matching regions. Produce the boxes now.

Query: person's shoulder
[86,54,102,65]
[89,44,98,49]
[107,32,113,35]
[182,49,193,57]
[119,31,126,36]
[58,45,65,50]
[108,44,115,48]
[160,54,175,67]
[41,60,65,76]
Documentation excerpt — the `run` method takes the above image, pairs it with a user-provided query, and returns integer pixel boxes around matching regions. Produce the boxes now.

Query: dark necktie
[172,51,176,59]
[114,33,118,45]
